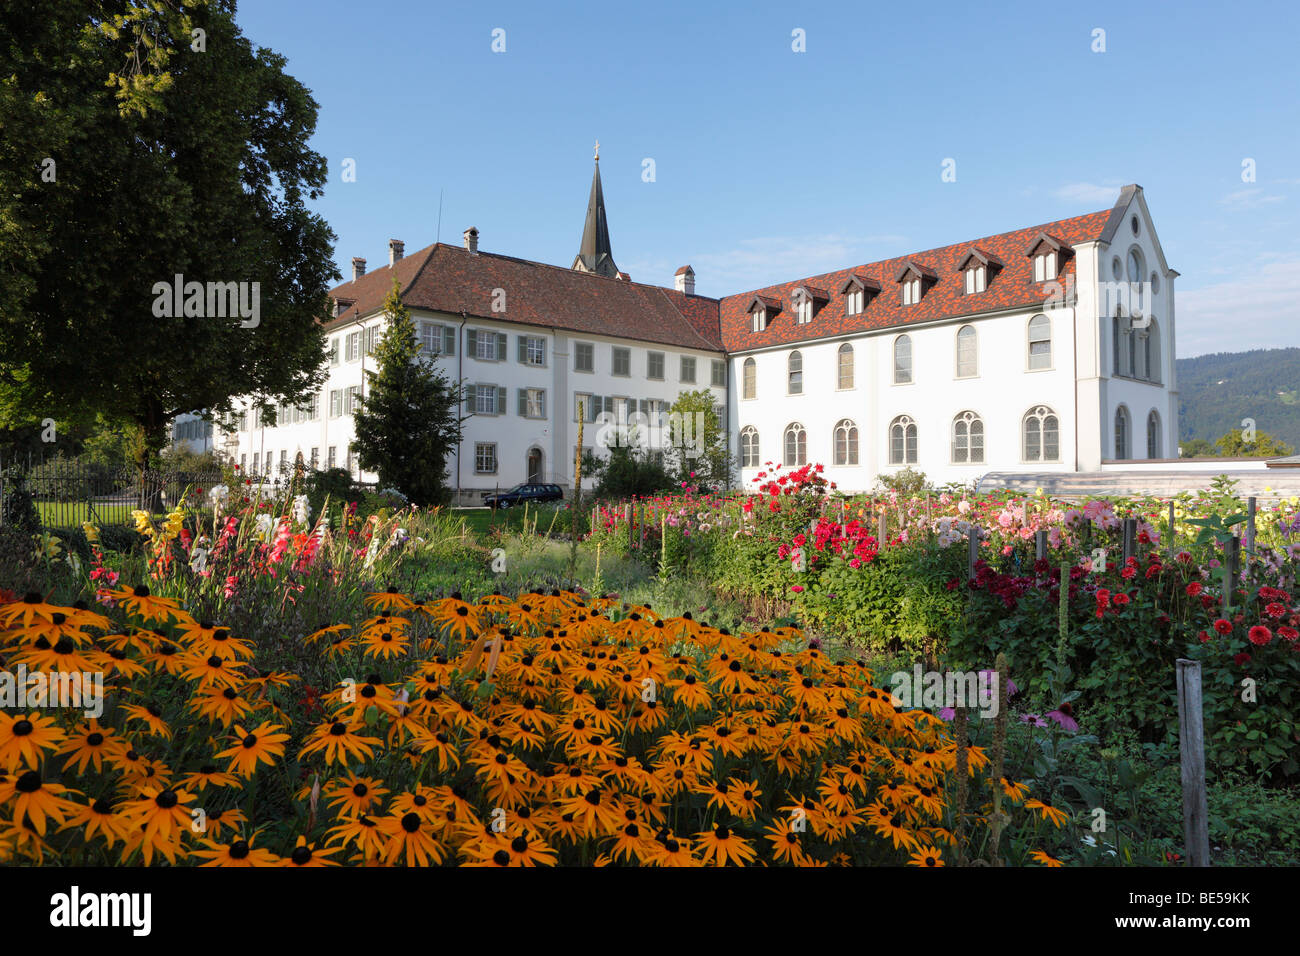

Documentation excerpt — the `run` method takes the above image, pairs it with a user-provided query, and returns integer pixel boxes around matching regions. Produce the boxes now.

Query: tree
[0,1,337,481]
[1212,428,1294,458]
[665,389,732,490]
[1179,437,1217,458]
[591,446,673,499]
[351,280,464,506]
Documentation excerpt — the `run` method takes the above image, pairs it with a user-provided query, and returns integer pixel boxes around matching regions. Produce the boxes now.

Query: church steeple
[573,142,619,278]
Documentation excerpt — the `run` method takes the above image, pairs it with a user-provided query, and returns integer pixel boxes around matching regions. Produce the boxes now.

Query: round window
[1127,249,1143,283]
[1112,256,1122,280]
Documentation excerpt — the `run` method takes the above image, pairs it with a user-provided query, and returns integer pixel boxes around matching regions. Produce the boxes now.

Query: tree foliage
[666,389,732,490]
[351,280,463,506]
[0,0,337,469]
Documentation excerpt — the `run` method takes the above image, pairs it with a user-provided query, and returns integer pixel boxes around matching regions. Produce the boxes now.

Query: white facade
[730,188,1180,488]
[175,184,1181,496]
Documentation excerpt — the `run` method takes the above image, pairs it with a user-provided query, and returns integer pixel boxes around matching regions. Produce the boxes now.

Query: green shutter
[518,336,527,363]
[517,388,527,417]
[539,390,546,419]
[497,386,507,415]
[496,333,507,360]
[467,329,478,357]
[444,325,456,355]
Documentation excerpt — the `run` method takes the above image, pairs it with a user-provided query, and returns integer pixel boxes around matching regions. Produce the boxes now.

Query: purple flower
[1046,709,1079,732]
[938,707,956,721]
[1019,713,1048,728]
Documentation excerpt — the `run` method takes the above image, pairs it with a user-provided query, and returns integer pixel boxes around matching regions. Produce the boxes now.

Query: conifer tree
[352,280,463,505]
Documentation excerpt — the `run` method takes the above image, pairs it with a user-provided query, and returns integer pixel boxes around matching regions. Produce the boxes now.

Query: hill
[1176,348,1300,450]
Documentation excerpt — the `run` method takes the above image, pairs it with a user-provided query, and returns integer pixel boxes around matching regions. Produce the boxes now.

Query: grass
[36,500,139,528]
[453,504,570,539]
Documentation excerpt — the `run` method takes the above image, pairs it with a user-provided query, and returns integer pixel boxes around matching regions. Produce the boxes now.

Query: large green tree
[351,280,464,506]
[0,0,337,473]
[1212,428,1293,458]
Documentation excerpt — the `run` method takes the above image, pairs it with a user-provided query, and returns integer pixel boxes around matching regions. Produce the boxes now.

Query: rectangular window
[902,278,921,305]
[419,322,455,357]
[680,356,696,383]
[280,450,288,473]
[751,309,765,332]
[964,267,986,294]
[612,347,631,377]
[475,443,498,474]
[329,390,342,418]
[345,386,361,415]
[574,342,594,372]
[518,387,546,419]
[240,454,247,471]
[574,392,592,422]
[517,335,546,367]
[327,446,336,469]
[647,352,664,380]
[847,288,864,314]
[364,325,381,355]
[471,329,505,361]
[252,452,260,473]
[345,331,360,362]
[711,360,726,387]
[309,447,319,469]
[346,450,355,475]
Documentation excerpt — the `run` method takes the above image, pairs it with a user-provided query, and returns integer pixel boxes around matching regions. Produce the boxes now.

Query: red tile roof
[322,243,725,353]
[718,209,1112,352]
[320,204,1119,358]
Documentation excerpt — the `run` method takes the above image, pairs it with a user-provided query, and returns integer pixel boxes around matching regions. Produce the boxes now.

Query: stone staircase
[976,471,1300,501]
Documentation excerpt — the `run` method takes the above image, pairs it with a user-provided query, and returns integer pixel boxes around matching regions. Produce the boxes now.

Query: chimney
[674,265,695,295]
[388,239,404,265]
[332,298,343,318]
[351,257,367,280]
[463,227,479,254]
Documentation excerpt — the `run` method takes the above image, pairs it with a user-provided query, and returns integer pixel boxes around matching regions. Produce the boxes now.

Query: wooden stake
[1035,528,1048,561]
[1176,659,1210,867]
[1167,500,1176,563]
[1122,518,1137,564]
[967,524,980,581]
[1246,496,1256,556]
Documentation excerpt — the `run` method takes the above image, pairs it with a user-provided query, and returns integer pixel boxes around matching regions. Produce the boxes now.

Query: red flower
[1233,652,1251,667]
[1121,566,1137,580]
[1185,582,1202,597]
[1113,592,1130,606]
[1198,631,1211,643]
[1264,602,1287,619]
[1247,625,1273,646]
[1278,626,1299,642]
[1213,619,1233,635]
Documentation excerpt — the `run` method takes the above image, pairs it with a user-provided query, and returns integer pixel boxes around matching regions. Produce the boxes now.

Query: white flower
[208,484,230,508]
[292,494,312,526]
[254,513,274,542]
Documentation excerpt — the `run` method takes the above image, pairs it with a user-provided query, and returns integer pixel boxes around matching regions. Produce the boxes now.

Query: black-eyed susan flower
[119,702,173,741]
[192,835,280,867]
[0,712,66,772]
[298,719,382,767]
[215,722,290,778]
[1,770,79,836]
[57,720,126,775]
[283,834,342,867]
[695,823,757,867]
[376,812,445,866]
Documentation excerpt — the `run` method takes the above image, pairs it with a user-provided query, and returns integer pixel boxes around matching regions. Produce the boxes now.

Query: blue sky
[239,0,1300,357]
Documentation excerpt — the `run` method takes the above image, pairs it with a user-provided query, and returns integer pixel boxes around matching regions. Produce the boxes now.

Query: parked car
[482,483,564,509]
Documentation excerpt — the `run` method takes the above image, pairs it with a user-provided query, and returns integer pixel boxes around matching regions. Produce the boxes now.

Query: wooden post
[967,524,980,581]
[877,510,887,544]
[1223,535,1240,610]
[1122,518,1137,565]
[625,502,634,550]
[1176,659,1211,867]
[1246,496,1256,556]
[1167,500,1176,563]
[639,504,646,549]
[1035,528,1048,561]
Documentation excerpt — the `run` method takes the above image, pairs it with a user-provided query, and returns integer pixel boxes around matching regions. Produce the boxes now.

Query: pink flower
[791,585,804,593]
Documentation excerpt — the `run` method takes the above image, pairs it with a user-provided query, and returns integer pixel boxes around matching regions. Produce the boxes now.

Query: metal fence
[0,460,225,530]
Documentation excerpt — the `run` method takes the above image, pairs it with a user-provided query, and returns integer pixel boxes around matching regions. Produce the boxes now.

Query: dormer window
[895,260,936,306]
[747,295,781,333]
[790,285,827,325]
[956,248,1002,294]
[839,274,881,315]
[1033,251,1056,282]
[1026,233,1068,283]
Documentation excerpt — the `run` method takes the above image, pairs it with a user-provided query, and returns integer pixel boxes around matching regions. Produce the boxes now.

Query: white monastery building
[187,154,1179,501]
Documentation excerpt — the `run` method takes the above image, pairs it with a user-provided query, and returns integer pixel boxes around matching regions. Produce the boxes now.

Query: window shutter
[496,386,507,415]
[540,340,547,366]
[518,336,527,363]
[518,388,527,417]
[588,396,599,422]
[464,385,474,413]
[538,390,546,419]
[496,333,507,360]
[466,329,478,357]
[444,326,456,355]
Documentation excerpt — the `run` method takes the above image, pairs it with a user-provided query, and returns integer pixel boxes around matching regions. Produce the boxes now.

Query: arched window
[834,419,859,465]
[951,410,985,464]
[893,335,912,384]
[787,351,803,395]
[1114,405,1131,459]
[1027,314,1051,370]
[837,343,854,389]
[1134,328,1148,380]
[1146,410,1161,459]
[1145,320,1160,383]
[1023,405,1060,462]
[740,426,760,468]
[955,325,977,378]
[742,358,756,400]
[783,423,806,467]
[888,415,917,464]
[1113,309,1134,377]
